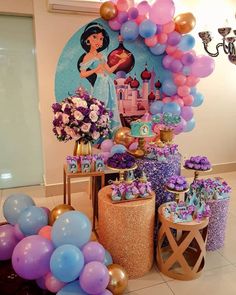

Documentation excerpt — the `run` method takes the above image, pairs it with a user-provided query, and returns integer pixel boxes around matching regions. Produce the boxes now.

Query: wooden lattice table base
[157,204,209,280]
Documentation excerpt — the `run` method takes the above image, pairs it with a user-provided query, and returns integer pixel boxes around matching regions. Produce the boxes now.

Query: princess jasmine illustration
[78,22,129,131]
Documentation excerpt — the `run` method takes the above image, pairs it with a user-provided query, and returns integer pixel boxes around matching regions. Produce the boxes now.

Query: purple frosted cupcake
[166,175,188,191]
[184,156,211,171]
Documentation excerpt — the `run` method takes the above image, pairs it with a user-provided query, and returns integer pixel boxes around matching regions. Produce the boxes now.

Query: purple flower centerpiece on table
[184,156,211,171]
[107,153,136,169]
[52,88,112,143]
[166,175,188,192]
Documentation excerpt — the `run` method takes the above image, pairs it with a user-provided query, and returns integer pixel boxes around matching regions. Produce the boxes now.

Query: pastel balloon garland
[100,0,215,135]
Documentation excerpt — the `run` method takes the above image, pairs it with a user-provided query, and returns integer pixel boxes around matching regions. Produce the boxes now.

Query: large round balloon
[0,224,19,260]
[51,211,92,248]
[3,194,35,225]
[100,1,118,21]
[149,0,175,25]
[114,127,133,148]
[17,206,48,236]
[191,55,215,78]
[175,12,196,34]
[12,235,54,280]
[49,204,75,226]
[50,244,84,283]
[107,264,128,294]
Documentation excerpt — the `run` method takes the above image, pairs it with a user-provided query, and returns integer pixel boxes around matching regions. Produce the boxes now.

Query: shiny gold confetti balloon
[114,127,134,148]
[49,204,75,225]
[100,1,118,21]
[107,264,128,294]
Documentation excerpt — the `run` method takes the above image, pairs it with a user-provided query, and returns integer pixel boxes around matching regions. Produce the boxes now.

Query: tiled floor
[0,171,236,294]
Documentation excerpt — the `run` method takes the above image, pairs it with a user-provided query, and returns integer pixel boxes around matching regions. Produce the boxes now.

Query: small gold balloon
[49,204,75,226]
[107,264,128,294]
[114,127,134,148]
[100,1,118,21]
[175,12,196,34]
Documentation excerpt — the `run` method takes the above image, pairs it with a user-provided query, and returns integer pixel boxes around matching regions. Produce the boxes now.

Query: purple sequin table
[206,198,230,251]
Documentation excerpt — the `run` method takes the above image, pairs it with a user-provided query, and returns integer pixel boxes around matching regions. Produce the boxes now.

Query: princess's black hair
[77,22,110,86]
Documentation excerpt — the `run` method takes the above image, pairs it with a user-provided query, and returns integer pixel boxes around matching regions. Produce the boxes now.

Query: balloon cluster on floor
[0,194,128,294]
[100,0,215,134]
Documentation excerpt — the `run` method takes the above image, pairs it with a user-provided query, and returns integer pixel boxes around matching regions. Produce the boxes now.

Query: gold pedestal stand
[107,164,137,183]
[165,187,189,203]
[128,133,155,158]
[184,167,212,181]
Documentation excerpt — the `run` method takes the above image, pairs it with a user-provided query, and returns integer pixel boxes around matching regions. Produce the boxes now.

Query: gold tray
[106,163,138,173]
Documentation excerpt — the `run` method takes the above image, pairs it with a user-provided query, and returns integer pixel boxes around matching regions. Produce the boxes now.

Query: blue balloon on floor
[3,194,35,225]
[52,211,92,248]
[104,249,113,266]
[57,281,87,295]
[18,206,48,236]
[50,244,84,283]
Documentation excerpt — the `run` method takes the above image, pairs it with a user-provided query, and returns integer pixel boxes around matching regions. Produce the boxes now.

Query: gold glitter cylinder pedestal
[98,186,155,279]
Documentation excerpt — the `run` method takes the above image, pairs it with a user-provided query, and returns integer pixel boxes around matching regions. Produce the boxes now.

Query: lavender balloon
[82,241,105,263]
[117,11,128,24]
[79,262,109,294]
[128,7,139,19]
[12,235,54,280]
[0,224,19,260]
[167,31,181,46]
[181,106,193,121]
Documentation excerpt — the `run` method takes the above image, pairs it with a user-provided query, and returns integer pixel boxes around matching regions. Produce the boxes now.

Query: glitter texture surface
[206,198,230,251]
[98,186,155,279]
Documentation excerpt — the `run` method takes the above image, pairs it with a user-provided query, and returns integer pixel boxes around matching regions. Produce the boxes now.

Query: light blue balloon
[178,34,195,51]
[120,21,139,41]
[52,211,92,248]
[163,103,181,115]
[139,20,156,38]
[184,117,196,132]
[104,249,113,266]
[18,206,48,236]
[190,87,197,95]
[57,281,87,295]
[3,194,35,225]
[150,43,166,55]
[162,79,177,96]
[192,92,204,107]
[150,101,163,115]
[111,144,127,156]
[50,244,84,283]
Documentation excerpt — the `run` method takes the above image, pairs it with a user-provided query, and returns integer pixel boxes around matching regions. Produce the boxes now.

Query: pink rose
[92,131,100,140]
[56,127,62,135]
[62,114,69,124]
[90,104,99,111]
[74,110,84,121]
[65,126,76,138]
[89,111,98,122]
[81,123,91,133]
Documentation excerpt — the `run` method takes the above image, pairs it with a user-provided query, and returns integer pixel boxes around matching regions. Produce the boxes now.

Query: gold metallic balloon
[107,264,128,294]
[100,1,118,21]
[175,12,196,34]
[114,127,134,148]
[49,204,75,226]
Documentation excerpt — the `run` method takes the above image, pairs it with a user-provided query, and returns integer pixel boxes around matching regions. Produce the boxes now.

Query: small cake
[107,153,135,169]
[166,175,188,191]
[184,156,211,171]
[130,120,153,137]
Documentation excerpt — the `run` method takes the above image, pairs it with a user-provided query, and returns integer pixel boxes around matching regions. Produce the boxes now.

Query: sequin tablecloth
[98,186,155,279]
[206,198,230,251]
[136,153,181,210]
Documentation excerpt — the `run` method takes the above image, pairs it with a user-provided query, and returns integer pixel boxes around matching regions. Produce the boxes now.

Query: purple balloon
[128,7,139,19]
[137,1,150,15]
[181,52,195,66]
[167,31,182,46]
[101,139,114,152]
[79,262,109,294]
[174,118,187,135]
[0,224,19,260]
[12,235,54,280]
[191,55,215,78]
[162,54,174,69]
[108,18,121,31]
[170,59,183,73]
[97,290,113,295]
[14,223,25,241]
[181,106,193,121]
[156,24,163,34]
[117,11,128,24]
[82,241,105,264]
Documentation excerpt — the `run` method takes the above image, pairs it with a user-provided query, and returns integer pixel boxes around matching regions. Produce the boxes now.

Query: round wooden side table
[98,186,155,279]
[156,203,209,280]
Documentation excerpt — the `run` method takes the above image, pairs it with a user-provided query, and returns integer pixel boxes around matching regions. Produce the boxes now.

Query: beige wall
[0,0,33,15]
[1,0,236,188]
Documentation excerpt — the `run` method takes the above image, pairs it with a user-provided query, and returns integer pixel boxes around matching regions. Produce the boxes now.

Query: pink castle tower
[141,64,151,100]
[130,75,140,108]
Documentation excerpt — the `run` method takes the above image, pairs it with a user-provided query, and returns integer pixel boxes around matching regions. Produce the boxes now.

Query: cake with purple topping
[166,175,188,191]
[184,156,211,171]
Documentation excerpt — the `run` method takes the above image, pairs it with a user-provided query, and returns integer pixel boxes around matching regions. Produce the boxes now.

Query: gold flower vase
[160,129,174,144]
[73,139,92,156]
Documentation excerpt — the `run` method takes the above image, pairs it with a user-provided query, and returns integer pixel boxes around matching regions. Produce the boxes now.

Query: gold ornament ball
[107,264,128,294]
[49,204,75,226]
[175,12,196,34]
[114,127,134,148]
[100,1,118,21]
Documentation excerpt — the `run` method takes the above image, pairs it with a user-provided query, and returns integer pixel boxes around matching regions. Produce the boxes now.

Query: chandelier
[198,27,236,64]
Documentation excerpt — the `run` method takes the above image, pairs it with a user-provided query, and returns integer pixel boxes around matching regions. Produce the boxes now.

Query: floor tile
[125,266,164,293]
[127,282,173,295]
[205,250,231,270]
[168,265,236,295]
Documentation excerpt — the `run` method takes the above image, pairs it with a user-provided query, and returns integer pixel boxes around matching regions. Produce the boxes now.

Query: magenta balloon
[191,55,215,78]
[12,235,54,280]
[181,106,193,121]
[79,261,109,294]
[45,272,66,293]
[82,241,105,263]
[150,0,175,25]
[162,55,174,69]
[128,7,139,19]
[167,31,181,46]
[181,52,195,66]
[108,18,122,31]
[101,139,114,152]
[14,223,25,241]
[170,59,183,73]
[137,1,150,15]
[174,117,186,135]
[0,224,19,260]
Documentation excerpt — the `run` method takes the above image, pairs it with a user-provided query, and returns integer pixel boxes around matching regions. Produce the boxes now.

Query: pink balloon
[117,0,129,11]
[162,96,172,103]
[177,85,190,97]
[191,55,215,78]
[36,276,47,290]
[170,59,183,73]
[173,73,186,86]
[150,0,175,25]
[174,118,187,135]
[162,54,174,69]
[163,21,175,33]
[45,272,66,293]
[137,1,150,15]
[14,223,25,240]
[172,50,184,59]
[182,95,194,106]
[38,225,52,240]
[101,152,111,164]
[166,45,177,55]
[108,18,122,31]
[145,35,158,47]
[158,33,168,44]
[129,141,138,151]
[181,106,193,121]
[185,75,200,87]
[101,139,114,152]
[135,14,147,24]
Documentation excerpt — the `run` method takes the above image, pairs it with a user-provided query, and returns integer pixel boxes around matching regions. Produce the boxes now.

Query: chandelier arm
[203,43,223,57]
[228,42,236,55]
[222,38,230,54]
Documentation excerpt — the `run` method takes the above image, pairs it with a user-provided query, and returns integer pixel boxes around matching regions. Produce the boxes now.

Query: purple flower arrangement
[52,88,112,142]
[146,143,178,160]
[166,175,188,191]
[184,156,211,171]
[107,153,136,169]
